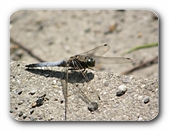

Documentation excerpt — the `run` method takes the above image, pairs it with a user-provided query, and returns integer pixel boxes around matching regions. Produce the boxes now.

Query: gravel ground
[10,10,159,121]
[10,61,158,121]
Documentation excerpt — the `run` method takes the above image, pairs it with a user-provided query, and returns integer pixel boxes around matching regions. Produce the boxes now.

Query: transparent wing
[78,43,133,64]
[79,44,110,56]
[93,56,133,64]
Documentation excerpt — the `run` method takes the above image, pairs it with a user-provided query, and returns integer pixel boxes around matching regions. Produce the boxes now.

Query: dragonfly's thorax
[68,55,95,70]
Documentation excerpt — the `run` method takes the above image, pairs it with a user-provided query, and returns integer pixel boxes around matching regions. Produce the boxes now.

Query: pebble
[122,77,131,83]
[84,28,91,33]
[31,102,37,108]
[18,100,24,105]
[36,97,44,107]
[104,24,116,35]
[138,96,143,100]
[116,84,127,96]
[64,45,70,51]
[52,80,57,85]
[116,91,125,96]
[16,49,23,58]
[88,102,98,112]
[29,90,36,95]
[14,90,22,95]
[104,81,109,87]
[18,111,23,117]
[144,97,150,104]
[141,84,146,88]
[54,97,59,101]
[118,84,127,92]
[29,117,35,121]
[23,114,27,119]
[30,109,34,114]
[60,100,64,104]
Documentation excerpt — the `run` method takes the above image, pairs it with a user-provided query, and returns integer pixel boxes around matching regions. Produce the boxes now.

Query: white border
[2,0,166,131]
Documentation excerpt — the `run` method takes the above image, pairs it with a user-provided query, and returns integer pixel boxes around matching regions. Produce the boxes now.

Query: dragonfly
[25,44,133,120]
[25,44,133,81]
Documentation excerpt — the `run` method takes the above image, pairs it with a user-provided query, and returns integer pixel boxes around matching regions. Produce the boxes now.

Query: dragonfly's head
[87,58,95,67]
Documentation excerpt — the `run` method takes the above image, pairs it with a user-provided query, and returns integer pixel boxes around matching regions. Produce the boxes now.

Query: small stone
[138,96,143,100]
[104,81,109,87]
[85,28,91,33]
[16,79,20,84]
[116,85,127,96]
[18,100,24,105]
[144,97,150,104]
[118,84,127,92]
[16,49,23,58]
[29,117,35,121]
[104,24,116,35]
[52,80,57,85]
[18,111,23,117]
[36,97,44,107]
[54,98,58,101]
[122,77,131,83]
[29,90,36,95]
[141,84,146,88]
[88,102,98,112]
[31,102,37,108]
[64,45,70,51]
[60,100,64,104]
[15,90,22,95]
[116,90,125,96]
[50,115,54,120]
[30,109,34,114]
[23,114,27,119]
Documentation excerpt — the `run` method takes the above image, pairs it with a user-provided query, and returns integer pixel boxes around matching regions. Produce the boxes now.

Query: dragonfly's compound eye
[87,58,95,67]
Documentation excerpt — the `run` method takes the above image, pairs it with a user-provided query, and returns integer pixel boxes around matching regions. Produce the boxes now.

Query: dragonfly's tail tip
[25,64,36,68]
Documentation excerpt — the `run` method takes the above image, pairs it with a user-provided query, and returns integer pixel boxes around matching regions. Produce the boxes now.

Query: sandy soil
[9,10,159,121]
[10,10,159,79]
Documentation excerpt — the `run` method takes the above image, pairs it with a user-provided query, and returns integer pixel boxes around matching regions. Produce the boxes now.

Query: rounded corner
[147,9,159,20]
[148,110,160,122]
[10,9,24,21]
[9,112,20,122]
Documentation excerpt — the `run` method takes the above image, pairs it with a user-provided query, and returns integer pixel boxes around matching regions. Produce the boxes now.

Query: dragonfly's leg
[81,69,91,82]
[87,67,94,71]
[87,67,97,71]
[82,68,86,72]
